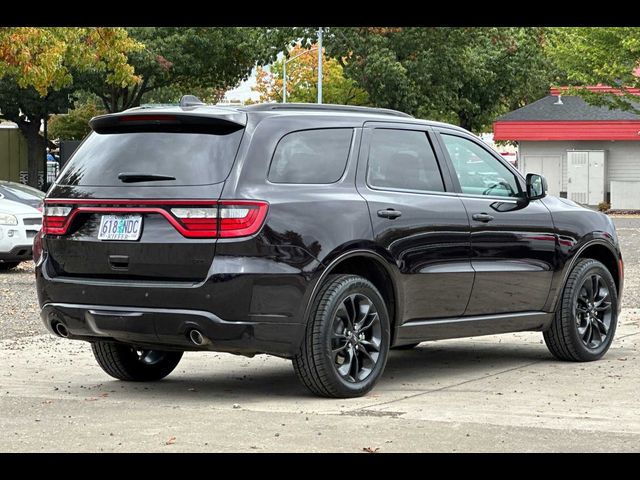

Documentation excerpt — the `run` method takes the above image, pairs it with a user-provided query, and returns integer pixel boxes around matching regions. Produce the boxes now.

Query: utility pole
[317,27,323,104]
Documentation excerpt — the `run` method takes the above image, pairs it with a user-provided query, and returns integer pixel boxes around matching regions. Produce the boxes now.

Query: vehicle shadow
[95,341,553,400]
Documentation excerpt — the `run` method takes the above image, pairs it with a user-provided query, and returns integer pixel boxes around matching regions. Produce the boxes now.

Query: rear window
[268,129,353,184]
[57,128,244,187]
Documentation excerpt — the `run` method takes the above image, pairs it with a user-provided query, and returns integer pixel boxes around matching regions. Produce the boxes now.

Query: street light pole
[317,27,323,104]
[283,61,287,103]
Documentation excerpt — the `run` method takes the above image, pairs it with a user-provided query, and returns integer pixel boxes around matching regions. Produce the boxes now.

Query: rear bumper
[0,245,32,262]
[41,302,304,357]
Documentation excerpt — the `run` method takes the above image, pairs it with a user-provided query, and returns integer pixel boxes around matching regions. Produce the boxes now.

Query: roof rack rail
[244,103,413,118]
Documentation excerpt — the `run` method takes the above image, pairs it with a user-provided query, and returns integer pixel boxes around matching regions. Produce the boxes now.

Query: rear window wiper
[118,173,176,183]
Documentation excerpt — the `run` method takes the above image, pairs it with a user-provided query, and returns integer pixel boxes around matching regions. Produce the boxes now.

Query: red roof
[494,89,640,141]
[494,120,640,141]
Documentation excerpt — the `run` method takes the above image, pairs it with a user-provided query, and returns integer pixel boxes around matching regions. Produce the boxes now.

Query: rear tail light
[43,206,72,235]
[42,200,268,239]
[170,201,268,238]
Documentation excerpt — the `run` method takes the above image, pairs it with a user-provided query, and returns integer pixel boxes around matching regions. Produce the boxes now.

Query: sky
[223,67,260,103]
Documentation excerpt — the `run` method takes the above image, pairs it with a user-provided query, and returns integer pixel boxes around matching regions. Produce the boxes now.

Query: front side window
[441,134,522,198]
[268,129,353,184]
[367,129,445,192]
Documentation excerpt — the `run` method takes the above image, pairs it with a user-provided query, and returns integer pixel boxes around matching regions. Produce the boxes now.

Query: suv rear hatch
[43,109,265,282]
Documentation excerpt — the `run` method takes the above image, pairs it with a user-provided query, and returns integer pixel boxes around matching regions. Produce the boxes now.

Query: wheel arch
[554,239,622,311]
[304,249,402,344]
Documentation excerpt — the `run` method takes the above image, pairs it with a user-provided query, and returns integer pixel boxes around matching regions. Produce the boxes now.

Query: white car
[0,182,43,271]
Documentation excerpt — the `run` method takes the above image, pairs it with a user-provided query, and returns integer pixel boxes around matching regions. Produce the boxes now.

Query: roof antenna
[180,95,205,108]
[554,94,563,105]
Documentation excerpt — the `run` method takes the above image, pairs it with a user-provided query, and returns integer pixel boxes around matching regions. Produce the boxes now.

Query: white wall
[519,141,640,195]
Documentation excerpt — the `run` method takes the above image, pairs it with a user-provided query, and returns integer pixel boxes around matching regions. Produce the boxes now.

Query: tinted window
[367,129,444,192]
[268,129,353,184]
[57,129,244,187]
[441,134,522,198]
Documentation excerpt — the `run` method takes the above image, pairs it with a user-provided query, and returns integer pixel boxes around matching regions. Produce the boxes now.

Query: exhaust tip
[53,322,69,338]
[189,329,206,346]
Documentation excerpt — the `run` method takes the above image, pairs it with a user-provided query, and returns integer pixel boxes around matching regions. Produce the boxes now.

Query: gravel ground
[0,261,42,340]
[1,217,639,341]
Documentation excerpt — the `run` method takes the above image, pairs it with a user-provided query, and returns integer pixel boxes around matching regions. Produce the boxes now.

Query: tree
[79,27,298,112]
[253,43,369,105]
[0,27,141,187]
[48,100,105,141]
[547,28,640,112]
[0,27,141,96]
[321,27,560,132]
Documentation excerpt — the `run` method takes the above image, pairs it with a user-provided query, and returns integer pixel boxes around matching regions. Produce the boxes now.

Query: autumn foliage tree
[0,27,141,187]
[253,44,369,105]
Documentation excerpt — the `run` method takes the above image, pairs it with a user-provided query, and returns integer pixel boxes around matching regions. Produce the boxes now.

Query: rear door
[435,129,556,315]
[356,123,472,321]
[44,112,246,282]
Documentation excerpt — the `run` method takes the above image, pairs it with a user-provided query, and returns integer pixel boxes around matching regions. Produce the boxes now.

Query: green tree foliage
[80,27,298,112]
[548,28,640,112]
[320,27,559,132]
[253,43,369,105]
[48,101,105,141]
[0,27,141,186]
[0,28,141,96]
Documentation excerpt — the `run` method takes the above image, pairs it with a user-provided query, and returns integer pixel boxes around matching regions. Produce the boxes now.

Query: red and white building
[493,87,640,209]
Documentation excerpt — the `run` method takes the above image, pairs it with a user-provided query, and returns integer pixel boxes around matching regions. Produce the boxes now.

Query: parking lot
[1,218,639,452]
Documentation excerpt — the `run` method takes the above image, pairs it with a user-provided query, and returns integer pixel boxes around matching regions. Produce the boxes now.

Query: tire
[544,258,618,362]
[91,341,183,381]
[0,262,20,271]
[392,342,420,350]
[293,274,391,398]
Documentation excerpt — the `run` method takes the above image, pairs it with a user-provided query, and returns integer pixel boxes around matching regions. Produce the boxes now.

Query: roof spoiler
[89,110,247,134]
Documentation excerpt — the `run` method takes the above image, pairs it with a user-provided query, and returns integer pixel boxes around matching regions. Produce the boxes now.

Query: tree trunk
[21,121,45,189]
[457,112,473,132]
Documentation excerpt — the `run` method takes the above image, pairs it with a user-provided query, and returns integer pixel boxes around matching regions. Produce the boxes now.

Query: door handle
[377,208,402,219]
[472,213,494,223]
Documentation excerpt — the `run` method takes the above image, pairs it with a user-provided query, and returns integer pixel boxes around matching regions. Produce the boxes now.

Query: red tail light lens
[43,206,72,235]
[42,200,269,239]
[170,202,268,238]
[217,202,269,238]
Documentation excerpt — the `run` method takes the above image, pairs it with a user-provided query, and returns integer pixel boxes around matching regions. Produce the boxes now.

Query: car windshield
[0,183,45,201]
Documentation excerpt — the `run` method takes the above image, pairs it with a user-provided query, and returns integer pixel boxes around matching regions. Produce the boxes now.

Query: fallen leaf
[362,447,379,453]
[166,436,176,445]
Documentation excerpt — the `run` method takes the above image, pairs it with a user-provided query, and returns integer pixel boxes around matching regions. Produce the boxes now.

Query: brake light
[43,206,72,235]
[42,200,269,239]
[218,202,268,238]
[170,202,268,238]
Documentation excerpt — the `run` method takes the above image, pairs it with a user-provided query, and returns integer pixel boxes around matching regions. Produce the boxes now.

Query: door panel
[357,126,472,322]
[436,131,556,315]
[460,197,556,315]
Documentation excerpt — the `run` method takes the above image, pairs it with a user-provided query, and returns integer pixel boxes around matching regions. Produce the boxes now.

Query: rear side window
[268,129,353,184]
[367,129,445,192]
[57,128,244,187]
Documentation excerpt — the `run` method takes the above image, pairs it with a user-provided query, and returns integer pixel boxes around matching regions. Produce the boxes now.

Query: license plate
[98,215,143,241]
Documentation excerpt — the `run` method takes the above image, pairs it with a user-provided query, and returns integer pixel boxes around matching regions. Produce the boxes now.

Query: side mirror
[526,173,547,200]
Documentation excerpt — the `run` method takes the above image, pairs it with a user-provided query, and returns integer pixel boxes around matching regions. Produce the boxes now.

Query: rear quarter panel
[219,114,375,324]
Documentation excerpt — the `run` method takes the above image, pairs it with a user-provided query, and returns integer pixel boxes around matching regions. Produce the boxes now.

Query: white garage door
[521,155,563,197]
